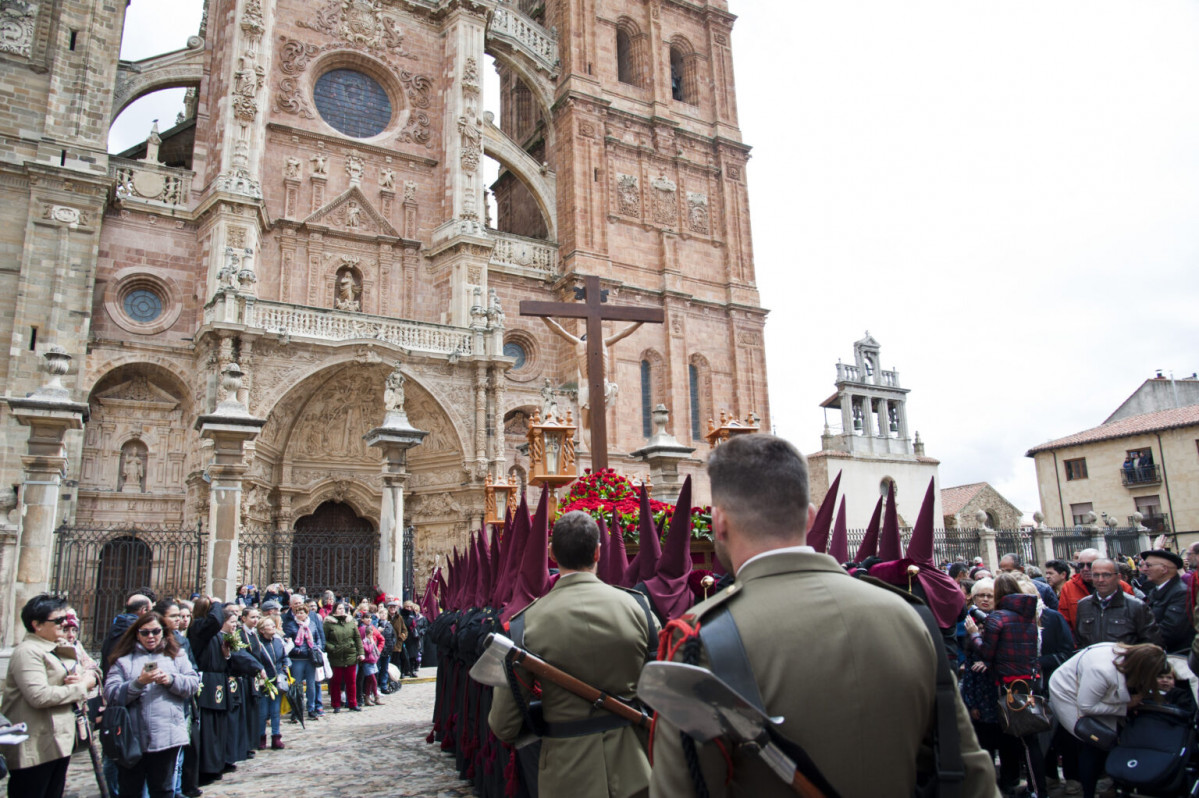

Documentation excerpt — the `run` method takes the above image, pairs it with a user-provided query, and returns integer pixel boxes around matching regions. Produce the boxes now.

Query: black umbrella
[286,679,306,729]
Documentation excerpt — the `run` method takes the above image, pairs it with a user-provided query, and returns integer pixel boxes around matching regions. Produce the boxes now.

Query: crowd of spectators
[947,542,1199,798]
[0,584,428,798]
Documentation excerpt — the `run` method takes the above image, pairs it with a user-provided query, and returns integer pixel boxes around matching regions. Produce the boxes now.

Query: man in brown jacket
[649,435,998,798]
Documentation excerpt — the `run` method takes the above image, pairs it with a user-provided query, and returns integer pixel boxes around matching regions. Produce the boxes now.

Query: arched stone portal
[248,359,478,596]
[291,501,377,598]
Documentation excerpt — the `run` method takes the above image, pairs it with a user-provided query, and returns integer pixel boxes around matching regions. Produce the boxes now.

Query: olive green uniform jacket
[323,615,364,667]
[489,571,652,798]
[649,550,999,798]
[0,634,90,770]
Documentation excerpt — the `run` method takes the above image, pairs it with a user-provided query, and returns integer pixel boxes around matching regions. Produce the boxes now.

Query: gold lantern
[705,410,761,448]
[527,409,578,515]
[484,473,517,530]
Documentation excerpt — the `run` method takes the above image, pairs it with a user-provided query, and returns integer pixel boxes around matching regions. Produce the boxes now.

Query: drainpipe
[1052,450,1066,527]
[1155,433,1176,533]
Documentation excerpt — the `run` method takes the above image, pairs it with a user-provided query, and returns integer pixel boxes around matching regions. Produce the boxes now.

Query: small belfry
[808,333,942,529]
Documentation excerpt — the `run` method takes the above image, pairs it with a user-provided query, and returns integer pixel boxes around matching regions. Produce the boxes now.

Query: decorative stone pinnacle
[30,345,72,400]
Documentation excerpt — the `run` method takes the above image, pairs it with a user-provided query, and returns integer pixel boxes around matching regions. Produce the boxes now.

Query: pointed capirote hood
[606,514,630,586]
[462,532,480,607]
[445,547,458,610]
[855,496,884,562]
[869,477,964,629]
[641,477,695,621]
[878,481,902,561]
[805,471,841,553]
[486,522,503,606]
[829,496,849,564]
[476,525,494,608]
[905,478,937,566]
[624,483,662,587]
[419,566,441,621]
[493,492,529,608]
[501,484,552,625]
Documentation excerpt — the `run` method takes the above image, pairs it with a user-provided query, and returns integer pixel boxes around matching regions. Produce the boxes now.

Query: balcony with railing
[835,362,901,388]
[205,296,475,357]
[487,229,559,279]
[110,156,193,209]
[1120,463,1161,488]
[1129,513,1170,533]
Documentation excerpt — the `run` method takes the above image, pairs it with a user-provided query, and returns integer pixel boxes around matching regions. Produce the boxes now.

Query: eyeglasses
[138,628,164,637]
[42,616,68,625]
[974,593,994,598]
[1077,562,1093,570]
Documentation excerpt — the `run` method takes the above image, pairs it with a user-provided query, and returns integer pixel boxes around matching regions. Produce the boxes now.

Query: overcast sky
[113,1,1199,521]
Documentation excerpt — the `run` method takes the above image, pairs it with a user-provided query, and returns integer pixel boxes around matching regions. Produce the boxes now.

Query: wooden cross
[520,274,664,471]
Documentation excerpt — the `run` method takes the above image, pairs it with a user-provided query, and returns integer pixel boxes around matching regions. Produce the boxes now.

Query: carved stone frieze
[299,0,409,56]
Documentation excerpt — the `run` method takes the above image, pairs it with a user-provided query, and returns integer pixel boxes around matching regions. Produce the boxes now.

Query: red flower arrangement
[556,468,712,543]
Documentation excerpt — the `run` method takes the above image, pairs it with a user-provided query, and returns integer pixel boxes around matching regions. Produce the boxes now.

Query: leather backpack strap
[697,606,767,712]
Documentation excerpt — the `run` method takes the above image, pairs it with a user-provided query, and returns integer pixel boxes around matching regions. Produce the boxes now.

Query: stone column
[365,365,427,598]
[195,365,265,600]
[631,405,696,502]
[3,347,88,648]
[1031,512,1054,565]
[975,512,999,570]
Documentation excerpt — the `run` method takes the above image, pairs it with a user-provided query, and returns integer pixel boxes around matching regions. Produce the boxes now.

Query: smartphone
[143,661,158,673]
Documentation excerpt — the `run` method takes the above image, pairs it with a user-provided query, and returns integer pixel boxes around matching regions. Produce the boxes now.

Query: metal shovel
[637,661,840,798]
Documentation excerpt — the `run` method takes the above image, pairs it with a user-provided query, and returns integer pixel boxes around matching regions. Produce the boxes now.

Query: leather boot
[257,735,267,751]
[271,735,285,750]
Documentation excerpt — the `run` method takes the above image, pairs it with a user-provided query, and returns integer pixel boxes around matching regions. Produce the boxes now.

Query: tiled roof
[1025,404,1199,456]
[941,483,986,516]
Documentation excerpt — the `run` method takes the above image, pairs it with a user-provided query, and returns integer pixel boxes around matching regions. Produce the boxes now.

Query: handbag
[98,702,142,768]
[996,679,1054,737]
[1074,715,1118,751]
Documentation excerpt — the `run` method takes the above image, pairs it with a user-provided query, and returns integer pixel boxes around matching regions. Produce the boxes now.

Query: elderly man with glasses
[1058,548,1135,631]
[1140,548,1194,652]
[1073,558,1161,648]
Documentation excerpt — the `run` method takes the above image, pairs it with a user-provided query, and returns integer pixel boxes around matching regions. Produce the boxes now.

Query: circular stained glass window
[504,342,527,369]
[313,69,392,138]
[123,289,162,323]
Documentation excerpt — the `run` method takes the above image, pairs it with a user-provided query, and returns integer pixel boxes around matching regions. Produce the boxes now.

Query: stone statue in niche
[310,153,328,176]
[384,365,406,414]
[403,180,417,203]
[540,379,559,422]
[335,269,361,311]
[380,167,395,191]
[345,154,364,185]
[120,448,145,493]
[285,157,302,179]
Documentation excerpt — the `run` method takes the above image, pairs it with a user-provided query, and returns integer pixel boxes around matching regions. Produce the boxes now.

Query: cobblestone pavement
[65,670,474,798]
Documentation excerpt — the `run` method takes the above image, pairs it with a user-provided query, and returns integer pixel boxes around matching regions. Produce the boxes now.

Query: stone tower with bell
[808,333,942,529]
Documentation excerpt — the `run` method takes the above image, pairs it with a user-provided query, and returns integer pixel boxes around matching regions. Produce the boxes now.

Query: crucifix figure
[520,275,664,471]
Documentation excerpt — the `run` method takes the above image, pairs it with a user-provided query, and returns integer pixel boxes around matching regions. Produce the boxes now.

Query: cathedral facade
[0,0,767,642]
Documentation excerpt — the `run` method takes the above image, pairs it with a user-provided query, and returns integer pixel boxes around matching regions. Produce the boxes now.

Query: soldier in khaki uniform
[649,435,999,798]
[489,511,653,798]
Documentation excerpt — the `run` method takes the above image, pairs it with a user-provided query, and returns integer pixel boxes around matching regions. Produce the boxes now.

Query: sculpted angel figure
[384,366,406,414]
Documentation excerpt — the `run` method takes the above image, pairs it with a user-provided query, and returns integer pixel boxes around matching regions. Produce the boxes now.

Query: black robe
[195,626,231,776]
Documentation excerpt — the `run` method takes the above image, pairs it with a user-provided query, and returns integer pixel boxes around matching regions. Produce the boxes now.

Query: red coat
[1059,572,1132,630]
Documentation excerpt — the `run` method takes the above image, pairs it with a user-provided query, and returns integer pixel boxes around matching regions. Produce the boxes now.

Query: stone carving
[403,180,417,202]
[686,191,709,234]
[651,175,677,226]
[0,0,38,58]
[42,204,85,226]
[736,329,762,348]
[275,77,314,118]
[463,56,479,86]
[112,166,187,207]
[299,0,408,55]
[727,165,741,181]
[284,157,302,180]
[310,153,328,176]
[616,174,639,217]
[216,139,261,197]
[228,227,247,248]
[241,0,265,38]
[120,448,145,493]
[384,364,405,414]
[231,57,266,122]
[335,266,361,310]
[379,167,395,191]
[459,117,482,171]
[278,37,321,74]
[487,288,504,327]
[345,153,364,185]
[540,379,559,422]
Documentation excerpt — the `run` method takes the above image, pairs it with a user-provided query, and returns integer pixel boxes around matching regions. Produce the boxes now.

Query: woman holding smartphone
[104,611,199,798]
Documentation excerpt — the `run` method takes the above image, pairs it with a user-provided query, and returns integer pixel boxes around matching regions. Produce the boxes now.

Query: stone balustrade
[208,297,475,356]
[111,156,192,208]
[489,6,559,73]
[487,230,559,278]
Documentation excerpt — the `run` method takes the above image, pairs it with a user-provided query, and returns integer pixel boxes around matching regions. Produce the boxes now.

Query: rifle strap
[911,603,963,798]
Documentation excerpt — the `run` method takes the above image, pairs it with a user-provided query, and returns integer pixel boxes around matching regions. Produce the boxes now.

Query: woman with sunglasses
[104,611,199,798]
[1,594,98,798]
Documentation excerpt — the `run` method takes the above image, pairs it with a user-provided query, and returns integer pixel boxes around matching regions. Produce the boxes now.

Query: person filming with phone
[104,611,199,798]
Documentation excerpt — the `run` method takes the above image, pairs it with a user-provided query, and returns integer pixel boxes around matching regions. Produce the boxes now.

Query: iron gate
[842,528,982,563]
[50,523,205,650]
[995,530,1039,567]
[238,525,379,600]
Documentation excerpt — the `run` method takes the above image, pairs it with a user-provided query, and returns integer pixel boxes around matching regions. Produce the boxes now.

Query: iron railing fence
[50,523,205,651]
[237,524,379,601]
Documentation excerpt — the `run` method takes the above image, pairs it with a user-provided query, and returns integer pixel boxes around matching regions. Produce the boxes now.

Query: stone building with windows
[1026,376,1199,541]
[940,482,1022,531]
[807,334,942,528]
[0,0,768,645]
